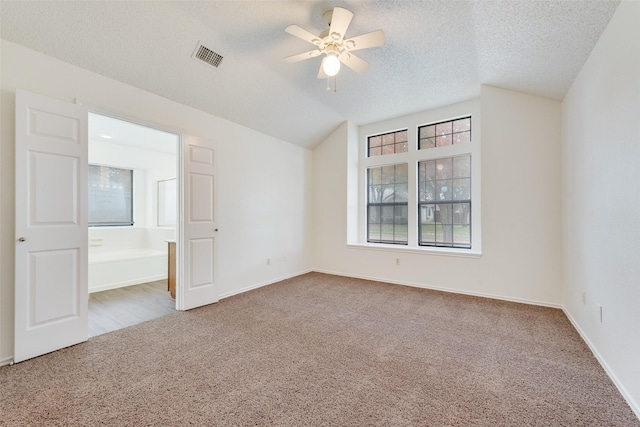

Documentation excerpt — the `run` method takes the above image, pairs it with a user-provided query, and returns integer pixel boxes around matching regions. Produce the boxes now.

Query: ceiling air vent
[192,42,223,68]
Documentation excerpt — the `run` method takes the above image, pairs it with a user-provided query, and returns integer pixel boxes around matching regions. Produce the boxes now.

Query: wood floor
[88,280,176,337]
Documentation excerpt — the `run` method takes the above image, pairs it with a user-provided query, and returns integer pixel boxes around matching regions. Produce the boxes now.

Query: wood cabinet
[167,241,176,299]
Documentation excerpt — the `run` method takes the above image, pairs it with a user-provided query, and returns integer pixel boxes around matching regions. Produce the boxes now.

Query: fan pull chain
[326,77,338,93]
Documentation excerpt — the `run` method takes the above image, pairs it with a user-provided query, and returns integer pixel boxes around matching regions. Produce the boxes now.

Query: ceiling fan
[284,6,385,79]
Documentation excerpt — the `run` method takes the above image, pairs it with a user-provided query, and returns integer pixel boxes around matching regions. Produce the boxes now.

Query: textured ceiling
[1,1,620,149]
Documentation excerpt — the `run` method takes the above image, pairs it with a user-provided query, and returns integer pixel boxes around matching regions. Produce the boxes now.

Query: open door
[14,90,88,363]
[178,135,218,310]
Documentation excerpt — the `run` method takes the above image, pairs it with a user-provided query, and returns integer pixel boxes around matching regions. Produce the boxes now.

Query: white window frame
[355,101,482,256]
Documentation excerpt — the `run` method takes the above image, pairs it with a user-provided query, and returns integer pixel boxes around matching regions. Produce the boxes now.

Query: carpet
[0,272,637,426]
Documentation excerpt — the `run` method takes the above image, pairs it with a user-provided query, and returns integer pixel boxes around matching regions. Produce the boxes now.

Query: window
[367,163,408,244]
[368,129,408,157]
[419,117,471,149]
[88,165,133,226]
[360,113,478,252]
[418,155,471,248]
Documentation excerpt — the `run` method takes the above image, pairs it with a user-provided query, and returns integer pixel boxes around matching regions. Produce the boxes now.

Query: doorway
[86,113,179,336]
[15,89,219,362]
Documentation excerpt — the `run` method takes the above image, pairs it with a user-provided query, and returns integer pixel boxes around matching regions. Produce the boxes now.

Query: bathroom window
[88,164,133,226]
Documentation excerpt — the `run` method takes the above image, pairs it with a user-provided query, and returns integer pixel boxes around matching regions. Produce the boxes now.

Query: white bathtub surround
[88,227,176,293]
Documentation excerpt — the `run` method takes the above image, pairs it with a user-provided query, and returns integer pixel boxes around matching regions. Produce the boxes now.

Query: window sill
[346,243,482,258]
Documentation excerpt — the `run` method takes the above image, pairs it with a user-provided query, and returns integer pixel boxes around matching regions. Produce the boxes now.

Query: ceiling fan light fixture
[323,54,341,77]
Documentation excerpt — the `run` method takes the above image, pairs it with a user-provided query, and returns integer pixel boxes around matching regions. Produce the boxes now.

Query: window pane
[368,185,382,203]
[453,225,471,247]
[395,183,408,203]
[420,224,435,243]
[395,141,408,153]
[453,131,471,145]
[436,135,452,147]
[368,225,381,241]
[419,180,436,201]
[382,144,394,155]
[382,133,395,145]
[453,155,471,178]
[419,138,435,149]
[436,158,452,179]
[394,225,408,242]
[369,147,381,157]
[437,204,453,225]
[368,205,381,223]
[436,121,452,136]
[380,184,395,202]
[421,160,435,179]
[369,135,382,147]
[396,130,408,142]
[420,125,436,139]
[437,224,453,244]
[88,165,133,226]
[369,167,382,185]
[437,180,452,201]
[453,178,471,200]
[381,165,395,184]
[452,118,471,133]
[395,205,408,223]
[420,204,435,224]
[453,203,471,225]
[381,206,394,223]
[395,163,408,183]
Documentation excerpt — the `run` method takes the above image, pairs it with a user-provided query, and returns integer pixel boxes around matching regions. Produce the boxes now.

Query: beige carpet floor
[0,272,638,426]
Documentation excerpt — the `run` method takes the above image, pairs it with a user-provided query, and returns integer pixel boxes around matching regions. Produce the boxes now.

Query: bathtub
[88,248,168,293]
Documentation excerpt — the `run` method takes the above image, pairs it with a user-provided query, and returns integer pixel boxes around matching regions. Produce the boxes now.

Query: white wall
[0,40,313,363]
[314,89,562,306]
[561,0,640,416]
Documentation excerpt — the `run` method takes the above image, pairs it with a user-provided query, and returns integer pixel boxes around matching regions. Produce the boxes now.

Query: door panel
[179,135,218,310]
[15,89,88,363]
[30,249,79,325]
[189,174,214,222]
[31,152,79,225]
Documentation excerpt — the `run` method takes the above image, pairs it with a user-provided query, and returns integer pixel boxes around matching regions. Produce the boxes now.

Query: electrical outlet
[266,258,271,266]
[581,291,586,305]
[395,258,400,266]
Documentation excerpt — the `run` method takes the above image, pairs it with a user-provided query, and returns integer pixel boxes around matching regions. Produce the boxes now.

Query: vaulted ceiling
[1,1,620,149]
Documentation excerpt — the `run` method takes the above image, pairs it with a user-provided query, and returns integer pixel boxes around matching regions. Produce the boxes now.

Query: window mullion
[407,160,418,247]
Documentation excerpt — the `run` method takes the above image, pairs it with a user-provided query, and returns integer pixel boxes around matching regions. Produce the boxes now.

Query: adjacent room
[0,1,638,425]
[87,113,178,336]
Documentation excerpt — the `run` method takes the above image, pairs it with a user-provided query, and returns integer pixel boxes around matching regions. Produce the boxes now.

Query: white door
[179,135,218,310]
[14,90,88,363]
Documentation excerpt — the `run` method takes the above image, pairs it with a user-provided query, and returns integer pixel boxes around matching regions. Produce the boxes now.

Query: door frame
[79,102,186,310]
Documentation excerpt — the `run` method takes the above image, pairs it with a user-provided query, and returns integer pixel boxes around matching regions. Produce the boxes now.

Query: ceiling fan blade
[285,50,322,63]
[317,58,329,79]
[328,7,354,43]
[344,29,386,52]
[339,52,370,74]
[285,25,325,48]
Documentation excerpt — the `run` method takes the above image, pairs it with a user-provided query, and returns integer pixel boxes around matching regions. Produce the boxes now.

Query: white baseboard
[88,274,167,294]
[0,355,13,366]
[218,269,313,300]
[312,269,562,308]
[562,308,640,420]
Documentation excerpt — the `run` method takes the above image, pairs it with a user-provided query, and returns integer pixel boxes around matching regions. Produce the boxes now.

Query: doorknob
[18,237,26,242]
